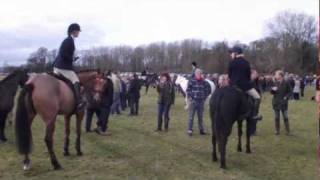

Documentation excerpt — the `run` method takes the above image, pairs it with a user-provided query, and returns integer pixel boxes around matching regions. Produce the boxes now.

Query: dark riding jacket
[228,57,252,91]
[54,36,75,70]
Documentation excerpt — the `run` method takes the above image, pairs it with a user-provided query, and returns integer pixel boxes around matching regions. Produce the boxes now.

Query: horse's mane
[0,70,22,85]
[76,69,101,73]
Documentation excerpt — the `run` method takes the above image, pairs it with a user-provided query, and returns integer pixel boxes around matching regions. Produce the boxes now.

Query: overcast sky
[0,0,318,66]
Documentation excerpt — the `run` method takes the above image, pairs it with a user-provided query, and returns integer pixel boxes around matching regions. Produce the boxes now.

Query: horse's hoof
[63,152,70,156]
[77,151,83,156]
[237,148,242,152]
[220,165,227,169]
[212,156,218,162]
[54,164,62,170]
[23,164,30,171]
[0,137,7,142]
[246,149,251,154]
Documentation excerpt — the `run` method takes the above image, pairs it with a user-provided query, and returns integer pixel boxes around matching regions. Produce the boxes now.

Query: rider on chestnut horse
[53,23,85,110]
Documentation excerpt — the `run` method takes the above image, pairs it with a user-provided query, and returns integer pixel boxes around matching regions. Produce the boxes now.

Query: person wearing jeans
[156,73,175,131]
[186,68,211,136]
[271,70,292,135]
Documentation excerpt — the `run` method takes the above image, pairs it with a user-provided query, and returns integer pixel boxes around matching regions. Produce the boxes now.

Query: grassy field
[0,87,318,180]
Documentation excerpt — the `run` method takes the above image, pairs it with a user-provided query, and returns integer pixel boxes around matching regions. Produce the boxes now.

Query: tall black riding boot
[284,118,290,135]
[252,99,263,121]
[74,82,86,111]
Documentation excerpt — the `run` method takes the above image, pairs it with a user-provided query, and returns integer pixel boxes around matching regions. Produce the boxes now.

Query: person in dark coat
[84,92,101,133]
[228,46,262,121]
[95,76,114,135]
[156,73,175,131]
[53,23,85,110]
[300,76,306,97]
[186,69,211,136]
[271,70,292,135]
[120,78,127,110]
[128,74,141,115]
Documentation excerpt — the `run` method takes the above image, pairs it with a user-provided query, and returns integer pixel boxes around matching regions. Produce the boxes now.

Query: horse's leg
[218,134,228,169]
[237,120,243,152]
[44,119,61,170]
[185,96,190,110]
[63,115,71,156]
[0,111,8,141]
[246,119,251,153]
[75,112,84,156]
[145,84,149,94]
[212,131,218,162]
[210,107,218,162]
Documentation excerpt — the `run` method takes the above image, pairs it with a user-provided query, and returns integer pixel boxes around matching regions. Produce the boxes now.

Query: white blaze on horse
[174,75,216,109]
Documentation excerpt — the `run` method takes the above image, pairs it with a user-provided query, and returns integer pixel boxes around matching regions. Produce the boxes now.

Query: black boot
[252,99,263,121]
[284,119,290,135]
[74,82,86,111]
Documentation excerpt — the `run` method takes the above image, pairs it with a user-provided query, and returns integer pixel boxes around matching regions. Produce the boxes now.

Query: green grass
[0,87,318,180]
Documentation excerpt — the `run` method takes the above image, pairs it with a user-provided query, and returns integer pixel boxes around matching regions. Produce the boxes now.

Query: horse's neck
[178,77,188,92]
[78,73,96,84]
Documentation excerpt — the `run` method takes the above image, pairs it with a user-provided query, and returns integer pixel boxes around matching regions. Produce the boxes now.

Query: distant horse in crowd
[15,70,107,170]
[141,73,159,94]
[209,86,255,169]
[174,75,216,109]
[0,69,29,142]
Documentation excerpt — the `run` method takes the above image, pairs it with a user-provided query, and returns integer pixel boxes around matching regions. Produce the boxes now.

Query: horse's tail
[15,84,34,155]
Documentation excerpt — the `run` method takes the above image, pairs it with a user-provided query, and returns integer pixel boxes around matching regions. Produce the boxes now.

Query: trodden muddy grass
[0,87,317,180]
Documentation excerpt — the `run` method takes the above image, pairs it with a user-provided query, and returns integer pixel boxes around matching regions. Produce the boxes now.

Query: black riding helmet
[67,23,81,35]
[228,46,243,54]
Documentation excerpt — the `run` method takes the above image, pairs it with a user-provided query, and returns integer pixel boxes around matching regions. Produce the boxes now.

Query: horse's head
[77,69,107,102]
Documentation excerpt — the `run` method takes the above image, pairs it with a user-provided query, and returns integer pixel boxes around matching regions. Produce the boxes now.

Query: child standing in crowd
[271,70,292,135]
[156,73,175,131]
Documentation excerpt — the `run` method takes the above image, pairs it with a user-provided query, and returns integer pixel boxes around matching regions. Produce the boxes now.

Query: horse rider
[191,61,198,78]
[228,46,262,121]
[53,23,85,110]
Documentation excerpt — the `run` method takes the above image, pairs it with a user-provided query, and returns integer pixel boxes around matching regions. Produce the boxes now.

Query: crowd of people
[84,70,143,135]
[83,62,316,137]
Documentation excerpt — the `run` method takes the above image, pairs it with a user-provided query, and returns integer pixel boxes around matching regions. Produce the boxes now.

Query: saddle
[47,72,78,107]
[47,72,75,91]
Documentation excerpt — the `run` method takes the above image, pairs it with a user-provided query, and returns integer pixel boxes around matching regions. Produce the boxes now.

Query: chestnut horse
[15,70,106,170]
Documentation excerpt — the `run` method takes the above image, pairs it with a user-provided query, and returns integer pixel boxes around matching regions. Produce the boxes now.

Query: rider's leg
[246,88,262,121]
[53,68,85,110]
